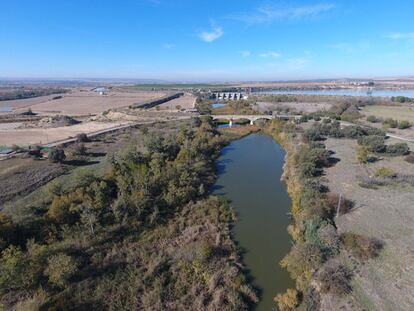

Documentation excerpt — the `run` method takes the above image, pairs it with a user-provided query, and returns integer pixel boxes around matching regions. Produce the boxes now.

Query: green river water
[213,133,294,311]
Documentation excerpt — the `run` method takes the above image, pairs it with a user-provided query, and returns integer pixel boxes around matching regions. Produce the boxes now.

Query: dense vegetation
[0,118,257,310]
[0,88,67,101]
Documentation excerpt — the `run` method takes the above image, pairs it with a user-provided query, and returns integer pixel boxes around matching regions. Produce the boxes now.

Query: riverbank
[264,120,386,310]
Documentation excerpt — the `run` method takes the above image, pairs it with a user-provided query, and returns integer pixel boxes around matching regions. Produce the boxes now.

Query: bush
[398,120,411,129]
[340,233,382,260]
[357,135,385,153]
[366,115,379,123]
[386,143,409,156]
[281,243,323,279]
[48,148,66,163]
[76,133,90,142]
[405,153,414,164]
[71,143,87,156]
[317,261,352,296]
[383,118,398,128]
[374,167,395,178]
[342,126,366,139]
[274,288,299,311]
[356,146,369,163]
[45,254,78,288]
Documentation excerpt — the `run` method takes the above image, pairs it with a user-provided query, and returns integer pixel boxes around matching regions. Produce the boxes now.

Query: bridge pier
[229,120,233,127]
[250,119,254,126]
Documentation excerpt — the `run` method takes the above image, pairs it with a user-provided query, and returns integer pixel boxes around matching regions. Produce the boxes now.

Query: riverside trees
[0,117,257,310]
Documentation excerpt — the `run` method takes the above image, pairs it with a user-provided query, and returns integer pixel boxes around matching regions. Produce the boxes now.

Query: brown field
[0,121,131,146]
[10,90,167,116]
[321,138,414,310]
[157,93,196,110]
[0,93,67,111]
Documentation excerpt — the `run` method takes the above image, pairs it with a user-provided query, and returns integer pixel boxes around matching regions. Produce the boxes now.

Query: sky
[1,0,414,81]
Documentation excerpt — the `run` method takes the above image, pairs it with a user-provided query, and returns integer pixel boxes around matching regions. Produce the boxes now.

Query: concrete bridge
[211,114,301,126]
[212,92,248,101]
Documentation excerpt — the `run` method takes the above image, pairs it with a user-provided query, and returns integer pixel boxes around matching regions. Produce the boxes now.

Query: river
[254,89,414,97]
[213,133,293,311]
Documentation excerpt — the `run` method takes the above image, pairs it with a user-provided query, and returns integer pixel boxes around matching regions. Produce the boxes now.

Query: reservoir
[213,134,293,311]
[255,89,414,97]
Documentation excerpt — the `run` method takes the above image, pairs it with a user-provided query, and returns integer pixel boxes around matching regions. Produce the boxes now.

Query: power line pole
[336,193,342,218]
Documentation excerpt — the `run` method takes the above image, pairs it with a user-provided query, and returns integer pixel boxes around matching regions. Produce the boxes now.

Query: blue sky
[1,0,414,81]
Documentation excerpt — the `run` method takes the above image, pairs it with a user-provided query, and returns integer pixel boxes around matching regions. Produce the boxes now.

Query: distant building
[92,87,109,95]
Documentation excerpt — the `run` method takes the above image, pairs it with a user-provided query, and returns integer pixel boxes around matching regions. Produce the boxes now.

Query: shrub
[383,118,398,128]
[48,148,66,163]
[317,261,352,296]
[303,127,323,142]
[76,133,90,142]
[342,126,366,139]
[357,135,385,153]
[71,143,87,156]
[386,143,409,156]
[374,167,395,178]
[398,120,411,129]
[281,243,323,279]
[340,233,382,260]
[356,146,369,163]
[405,153,414,164]
[274,288,299,311]
[366,115,379,123]
[45,253,78,288]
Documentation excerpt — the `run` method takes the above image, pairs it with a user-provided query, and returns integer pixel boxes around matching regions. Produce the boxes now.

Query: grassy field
[362,105,414,122]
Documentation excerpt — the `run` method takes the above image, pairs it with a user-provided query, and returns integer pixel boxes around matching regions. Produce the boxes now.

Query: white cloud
[239,50,251,57]
[259,51,282,58]
[199,26,224,43]
[229,3,335,25]
[385,32,414,40]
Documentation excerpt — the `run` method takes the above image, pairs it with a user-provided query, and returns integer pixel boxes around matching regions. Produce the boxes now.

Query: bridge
[211,114,301,126]
[212,92,248,101]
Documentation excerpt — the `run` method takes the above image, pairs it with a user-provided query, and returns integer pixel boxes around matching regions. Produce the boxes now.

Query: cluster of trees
[303,122,410,158]
[391,96,414,103]
[268,120,382,311]
[0,117,256,310]
[0,88,67,101]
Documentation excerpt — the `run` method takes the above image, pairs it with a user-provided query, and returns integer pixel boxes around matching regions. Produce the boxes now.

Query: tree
[48,148,66,163]
[45,253,78,288]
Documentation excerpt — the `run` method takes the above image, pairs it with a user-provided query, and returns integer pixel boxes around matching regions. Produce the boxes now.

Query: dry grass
[362,105,414,123]
[13,90,167,116]
[320,138,414,310]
